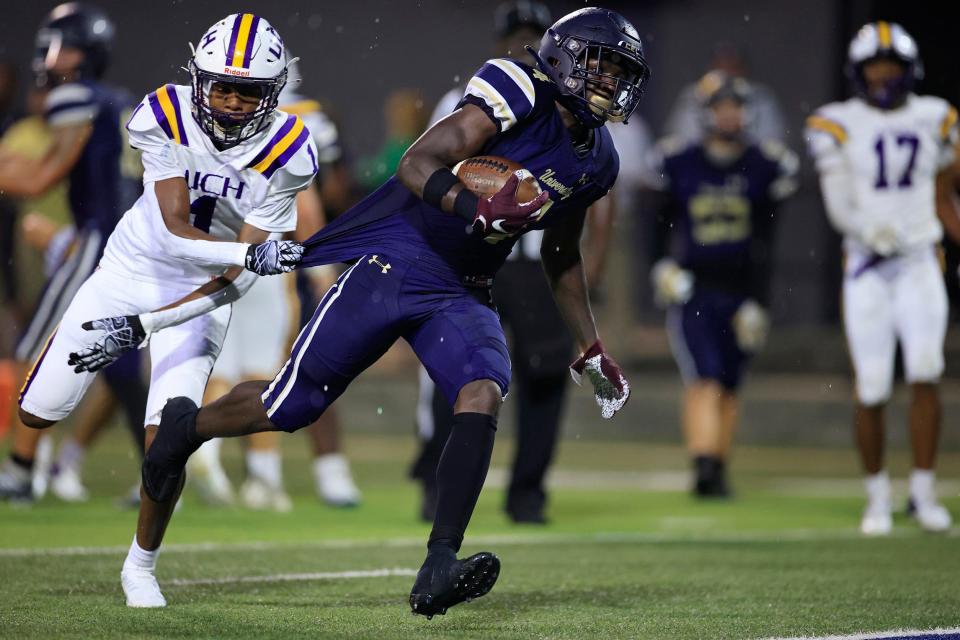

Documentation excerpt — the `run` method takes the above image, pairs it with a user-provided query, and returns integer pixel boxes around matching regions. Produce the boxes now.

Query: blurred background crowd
[0,0,957,523]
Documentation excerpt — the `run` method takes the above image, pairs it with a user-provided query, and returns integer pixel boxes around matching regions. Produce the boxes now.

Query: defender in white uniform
[807,21,960,536]
[14,13,316,607]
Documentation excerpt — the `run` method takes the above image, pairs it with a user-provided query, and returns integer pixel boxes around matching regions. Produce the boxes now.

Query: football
[453,155,542,202]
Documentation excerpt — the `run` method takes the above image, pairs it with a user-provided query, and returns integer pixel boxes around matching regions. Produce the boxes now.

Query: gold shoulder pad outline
[806,114,848,146]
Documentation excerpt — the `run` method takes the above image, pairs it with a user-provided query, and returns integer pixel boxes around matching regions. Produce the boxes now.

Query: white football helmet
[846,21,922,108]
[188,13,288,147]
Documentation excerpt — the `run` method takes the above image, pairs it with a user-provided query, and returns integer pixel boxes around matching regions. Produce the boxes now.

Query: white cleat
[121,567,167,608]
[51,465,90,503]
[860,503,893,536]
[313,454,361,507]
[909,498,952,532]
[240,478,293,513]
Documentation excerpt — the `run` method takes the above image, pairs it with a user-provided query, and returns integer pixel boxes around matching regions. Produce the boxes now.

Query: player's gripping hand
[473,173,550,237]
[732,299,769,353]
[244,240,304,275]
[862,224,900,257]
[570,340,630,419]
[651,258,694,307]
[67,315,147,373]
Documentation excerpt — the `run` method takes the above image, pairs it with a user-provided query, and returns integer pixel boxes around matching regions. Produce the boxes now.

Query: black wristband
[422,168,461,210]
[453,188,479,223]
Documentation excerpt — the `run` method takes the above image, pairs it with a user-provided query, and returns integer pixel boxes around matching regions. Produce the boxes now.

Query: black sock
[428,412,497,554]
[10,453,33,471]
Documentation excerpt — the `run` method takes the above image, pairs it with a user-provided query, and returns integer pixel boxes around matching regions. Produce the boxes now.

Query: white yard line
[167,567,417,587]
[758,628,960,640]
[0,527,935,559]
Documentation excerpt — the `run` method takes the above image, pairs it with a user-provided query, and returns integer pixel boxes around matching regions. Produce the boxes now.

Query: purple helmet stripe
[247,114,297,168]
[225,14,243,66]
[242,15,261,68]
[164,84,189,146]
[262,126,309,179]
[147,91,175,140]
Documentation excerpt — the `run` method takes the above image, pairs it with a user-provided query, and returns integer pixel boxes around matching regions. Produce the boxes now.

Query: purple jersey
[43,80,139,237]
[302,57,618,282]
[652,139,797,299]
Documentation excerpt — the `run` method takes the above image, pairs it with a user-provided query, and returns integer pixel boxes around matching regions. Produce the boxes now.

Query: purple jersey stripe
[261,126,309,179]
[163,84,189,146]
[147,91,175,140]
[225,14,243,66]
[242,15,260,68]
[476,63,534,121]
[247,114,297,168]
[18,329,58,404]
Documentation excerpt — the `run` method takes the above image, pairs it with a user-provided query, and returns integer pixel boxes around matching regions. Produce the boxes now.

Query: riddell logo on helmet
[222,67,251,77]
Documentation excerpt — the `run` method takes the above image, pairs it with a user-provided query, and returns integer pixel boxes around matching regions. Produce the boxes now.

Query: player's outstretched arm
[541,206,629,419]
[68,223,272,373]
[0,121,92,198]
[152,178,302,275]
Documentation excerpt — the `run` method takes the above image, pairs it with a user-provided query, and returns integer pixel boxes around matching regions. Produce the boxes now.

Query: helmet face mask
[847,21,921,109]
[534,8,651,129]
[189,13,288,148]
[189,60,286,148]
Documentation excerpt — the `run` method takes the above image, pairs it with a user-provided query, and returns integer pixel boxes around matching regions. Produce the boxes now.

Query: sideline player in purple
[647,72,798,497]
[130,7,648,617]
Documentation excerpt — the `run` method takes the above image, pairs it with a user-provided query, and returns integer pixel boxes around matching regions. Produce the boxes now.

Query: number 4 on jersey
[190,195,217,232]
[873,134,919,190]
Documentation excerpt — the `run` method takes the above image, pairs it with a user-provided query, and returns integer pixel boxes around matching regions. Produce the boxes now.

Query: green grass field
[1,430,958,640]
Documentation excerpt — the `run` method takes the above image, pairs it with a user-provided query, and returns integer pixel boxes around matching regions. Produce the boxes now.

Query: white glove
[862,225,900,257]
[244,240,304,275]
[651,258,694,307]
[732,299,769,353]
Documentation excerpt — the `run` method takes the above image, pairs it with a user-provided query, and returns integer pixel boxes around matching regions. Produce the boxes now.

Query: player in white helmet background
[9,13,318,606]
[807,21,960,536]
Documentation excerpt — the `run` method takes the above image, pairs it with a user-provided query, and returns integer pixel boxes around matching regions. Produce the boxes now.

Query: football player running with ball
[807,22,960,535]
[114,7,647,616]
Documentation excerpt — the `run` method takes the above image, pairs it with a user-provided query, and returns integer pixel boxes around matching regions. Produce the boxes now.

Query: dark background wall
[1,0,957,326]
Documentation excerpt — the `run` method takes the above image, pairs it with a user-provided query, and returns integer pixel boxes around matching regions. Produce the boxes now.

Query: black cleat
[409,549,501,619]
[142,397,206,502]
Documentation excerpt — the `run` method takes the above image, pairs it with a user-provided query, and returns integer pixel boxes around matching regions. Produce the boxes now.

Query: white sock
[123,535,159,572]
[55,439,86,472]
[246,449,283,491]
[910,468,936,503]
[864,470,891,505]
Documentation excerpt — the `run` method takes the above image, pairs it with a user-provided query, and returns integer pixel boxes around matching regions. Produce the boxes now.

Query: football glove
[68,315,148,373]
[862,224,900,257]
[473,173,550,237]
[245,240,304,275]
[732,299,769,353]
[569,340,630,419]
[651,258,694,307]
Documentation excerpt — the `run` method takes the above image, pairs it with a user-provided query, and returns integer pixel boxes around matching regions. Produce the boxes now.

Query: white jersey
[806,94,958,253]
[101,83,318,285]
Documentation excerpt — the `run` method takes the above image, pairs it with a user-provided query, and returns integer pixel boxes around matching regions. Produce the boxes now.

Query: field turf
[1,429,958,640]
